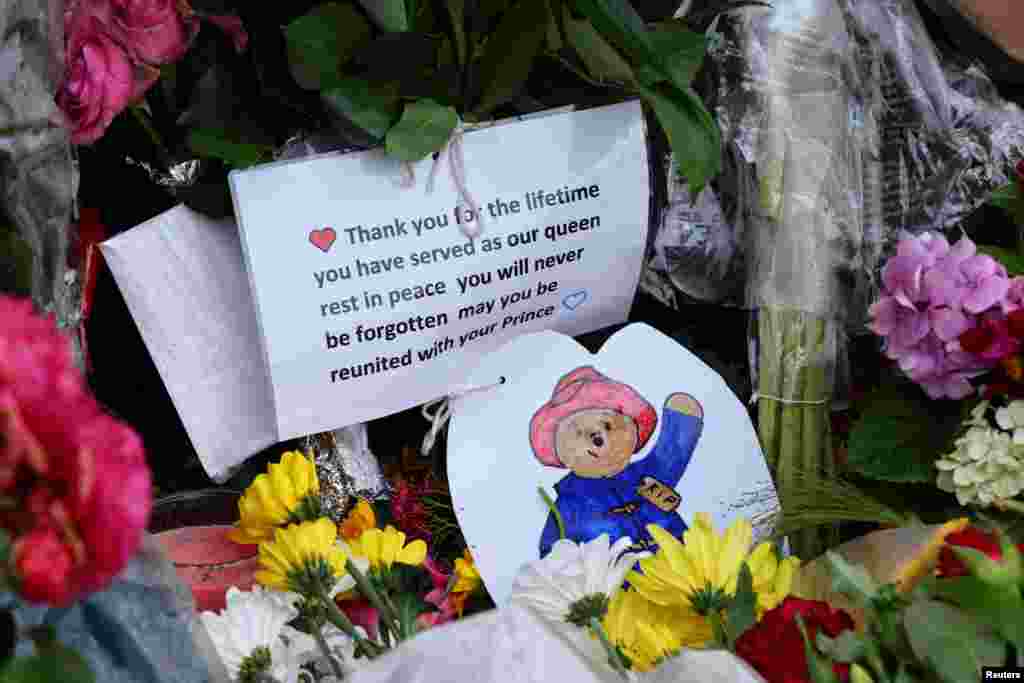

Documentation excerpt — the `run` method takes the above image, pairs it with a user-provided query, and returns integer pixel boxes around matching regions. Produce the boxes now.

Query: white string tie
[420,376,506,456]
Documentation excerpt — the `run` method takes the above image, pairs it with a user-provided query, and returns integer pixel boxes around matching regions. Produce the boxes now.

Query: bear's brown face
[554,409,638,478]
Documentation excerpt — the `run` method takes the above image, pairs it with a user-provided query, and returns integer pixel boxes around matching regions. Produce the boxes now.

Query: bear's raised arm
[632,395,703,487]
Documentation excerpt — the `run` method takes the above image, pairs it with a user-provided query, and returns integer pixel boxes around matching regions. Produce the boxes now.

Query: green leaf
[976,244,1024,276]
[570,0,656,67]
[903,600,1007,683]
[0,644,95,683]
[186,128,272,169]
[989,183,1020,211]
[322,78,400,140]
[385,99,458,161]
[564,8,636,86]
[825,552,879,605]
[474,0,550,114]
[357,0,408,31]
[795,615,841,683]
[725,562,757,647]
[284,3,372,90]
[932,576,1024,652]
[639,82,721,195]
[816,630,865,663]
[846,384,963,483]
[445,0,467,66]
[647,20,708,87]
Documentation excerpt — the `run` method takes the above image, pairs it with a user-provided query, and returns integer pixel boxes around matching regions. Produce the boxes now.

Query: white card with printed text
[230,101,651,439]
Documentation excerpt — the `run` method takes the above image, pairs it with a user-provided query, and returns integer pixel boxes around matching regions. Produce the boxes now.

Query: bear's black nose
[591,434,604,447]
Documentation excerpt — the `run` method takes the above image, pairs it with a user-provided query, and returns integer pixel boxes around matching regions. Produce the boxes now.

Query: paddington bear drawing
[530,366,703,557]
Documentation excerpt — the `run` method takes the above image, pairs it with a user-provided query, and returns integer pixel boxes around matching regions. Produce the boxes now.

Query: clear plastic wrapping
[647,0,1024,327]
[0,0,80,346]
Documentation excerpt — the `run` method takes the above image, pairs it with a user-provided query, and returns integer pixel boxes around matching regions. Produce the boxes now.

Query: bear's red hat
[529,366,657,468]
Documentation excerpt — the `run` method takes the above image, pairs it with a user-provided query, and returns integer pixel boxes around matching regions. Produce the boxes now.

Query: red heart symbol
[309,227,337,253]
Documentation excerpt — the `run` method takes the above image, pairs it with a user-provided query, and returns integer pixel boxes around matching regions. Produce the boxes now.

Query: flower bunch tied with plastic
[779,519,1024,683]
[0,296,152,681]
[211,451,486,682]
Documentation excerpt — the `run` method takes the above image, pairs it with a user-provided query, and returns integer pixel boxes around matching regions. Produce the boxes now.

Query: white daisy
[509,534,648,628]
[200,586,307,683]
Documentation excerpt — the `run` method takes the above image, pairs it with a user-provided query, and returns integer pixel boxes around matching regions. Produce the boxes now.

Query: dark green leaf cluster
[279,0,720,189]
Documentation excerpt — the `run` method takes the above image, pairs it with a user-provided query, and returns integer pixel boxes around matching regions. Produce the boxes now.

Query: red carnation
[0,296,151,606]
[735,597,856,683]
[936,527,1024,579]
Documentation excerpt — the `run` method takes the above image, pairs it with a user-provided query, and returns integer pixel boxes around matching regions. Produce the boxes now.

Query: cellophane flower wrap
[0,295,151,606]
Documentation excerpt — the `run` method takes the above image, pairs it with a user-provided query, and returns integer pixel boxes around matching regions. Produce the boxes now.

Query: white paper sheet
[230,101,650,440]
[100,205,277,482]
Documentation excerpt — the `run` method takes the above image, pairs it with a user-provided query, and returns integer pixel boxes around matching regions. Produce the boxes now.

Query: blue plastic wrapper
[1,536,229,683]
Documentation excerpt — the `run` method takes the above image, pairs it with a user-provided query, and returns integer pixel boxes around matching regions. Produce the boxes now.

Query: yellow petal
[717,517,753,592]
[380,526,406,568]
[398,538,427,566]
[255,569,289,590]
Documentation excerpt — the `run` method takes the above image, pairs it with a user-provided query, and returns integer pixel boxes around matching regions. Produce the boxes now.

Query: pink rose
[56,14,136,145]
[110,0,199,65]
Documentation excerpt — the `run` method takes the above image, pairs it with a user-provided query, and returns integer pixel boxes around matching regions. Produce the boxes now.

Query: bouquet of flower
[203,451,487,682]
[508,513,1024,683]
[0,296,152,681]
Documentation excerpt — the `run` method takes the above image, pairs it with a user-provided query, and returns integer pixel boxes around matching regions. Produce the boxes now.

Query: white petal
[1009,401,1024,426]
[996,407,1014,431]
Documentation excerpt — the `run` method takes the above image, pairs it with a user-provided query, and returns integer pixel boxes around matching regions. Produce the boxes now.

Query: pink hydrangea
[0,296,151,606]
[870,233,1014,399]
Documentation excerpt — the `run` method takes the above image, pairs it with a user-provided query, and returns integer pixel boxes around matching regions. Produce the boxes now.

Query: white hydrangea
[936,402,1024,506]
[996,401,1024,444]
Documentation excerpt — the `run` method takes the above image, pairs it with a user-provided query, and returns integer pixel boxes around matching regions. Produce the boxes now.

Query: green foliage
[322,79,401,140]
[976,244,1024,276]
[285,3,372,90]
[0,642,95,683]
[186,128,274,169]
[385,99,459,161]
[273,0,721,185]
[724,562,757,648]
[356,0,408,31]
[474,0,550,115]
[825,551,879,606]
[988,182,1024,225]
[903,600,1005,683]
[796,615,841,683]
[931,576,1024,652]
[846,385,966,483]
[817,630,866,663]
[563,6,637,86]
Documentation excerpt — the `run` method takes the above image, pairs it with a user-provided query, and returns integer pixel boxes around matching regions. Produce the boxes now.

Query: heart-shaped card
[447,323,780,606]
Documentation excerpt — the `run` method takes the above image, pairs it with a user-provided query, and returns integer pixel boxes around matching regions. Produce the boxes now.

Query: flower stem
[344,559,401,642]
[538,486,566,540]
[320,586,385,660]
[129,106,171,163]
[589,617,630,680]
[995,498,1024,515]
[311,621,345,680]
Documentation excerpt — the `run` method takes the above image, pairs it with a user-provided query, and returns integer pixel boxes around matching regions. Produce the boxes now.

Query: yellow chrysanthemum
[339,499,377,540]
[230,451,321,545]
[348,525,427,572]
[452,549,481,594]
[747,541,800,616]
[628,514,753,612]
[602,589,710,672]
[255,518,348,595]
